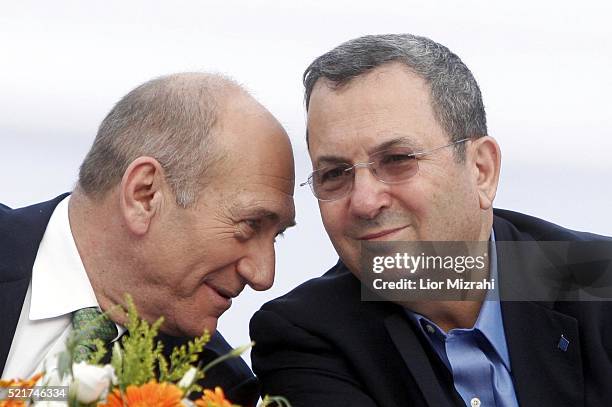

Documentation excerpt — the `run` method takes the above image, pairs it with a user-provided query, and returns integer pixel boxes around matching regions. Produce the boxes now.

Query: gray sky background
[2,0,611,366]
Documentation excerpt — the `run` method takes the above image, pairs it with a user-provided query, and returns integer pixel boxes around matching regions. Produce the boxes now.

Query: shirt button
[470,397,481,407]
[425,324,435,334]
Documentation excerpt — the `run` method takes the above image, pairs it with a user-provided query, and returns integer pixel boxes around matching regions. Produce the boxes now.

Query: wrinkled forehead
[313,132,428,168]
[306,68,447,165]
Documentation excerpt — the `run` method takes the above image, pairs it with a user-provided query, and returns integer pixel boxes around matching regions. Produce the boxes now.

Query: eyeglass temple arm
[414,137,471,156]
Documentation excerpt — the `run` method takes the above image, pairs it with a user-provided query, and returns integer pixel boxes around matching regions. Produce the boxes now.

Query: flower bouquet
[0,296,290,407]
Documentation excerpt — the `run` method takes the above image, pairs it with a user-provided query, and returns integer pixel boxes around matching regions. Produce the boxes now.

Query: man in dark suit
[1,72,296,406]
[250,34,612,406]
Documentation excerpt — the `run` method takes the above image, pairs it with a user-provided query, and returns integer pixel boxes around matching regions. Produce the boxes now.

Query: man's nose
[348,167,391,219]
[236,240,275,291]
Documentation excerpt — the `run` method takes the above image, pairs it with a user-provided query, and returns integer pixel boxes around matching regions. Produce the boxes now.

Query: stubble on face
[306,63,486,277]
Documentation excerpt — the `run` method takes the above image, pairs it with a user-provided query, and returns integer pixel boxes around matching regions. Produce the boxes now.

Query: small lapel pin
[557,334,570,352]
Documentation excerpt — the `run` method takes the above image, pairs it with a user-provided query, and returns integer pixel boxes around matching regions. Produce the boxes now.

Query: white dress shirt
[2,196,118,379]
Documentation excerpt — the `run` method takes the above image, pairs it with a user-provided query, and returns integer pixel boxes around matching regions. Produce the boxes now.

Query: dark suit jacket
[0,194,258,406]
[250,209,612,406]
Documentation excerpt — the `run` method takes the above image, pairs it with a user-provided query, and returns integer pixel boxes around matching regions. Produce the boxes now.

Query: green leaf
[260,395,292,407]
[87,338,108,365]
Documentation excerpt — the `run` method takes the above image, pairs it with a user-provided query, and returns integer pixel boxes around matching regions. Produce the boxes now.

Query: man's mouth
[202,282,245,312]
[207,283,242,300]
[357,225,410,240]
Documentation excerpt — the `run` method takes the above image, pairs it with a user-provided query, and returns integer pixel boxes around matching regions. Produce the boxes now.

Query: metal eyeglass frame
[300,137,470,201]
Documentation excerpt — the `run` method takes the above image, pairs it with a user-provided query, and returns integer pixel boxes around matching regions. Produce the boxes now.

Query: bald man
[1,73,296,405]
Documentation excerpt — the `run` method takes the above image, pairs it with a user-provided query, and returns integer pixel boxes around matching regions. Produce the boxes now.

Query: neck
[404,217,494,332]
[68,190,134,325]
[404,300,484,332]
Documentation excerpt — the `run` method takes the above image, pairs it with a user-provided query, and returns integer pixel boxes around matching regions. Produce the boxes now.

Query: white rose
[178,367,198,389]
[71,362,115,404]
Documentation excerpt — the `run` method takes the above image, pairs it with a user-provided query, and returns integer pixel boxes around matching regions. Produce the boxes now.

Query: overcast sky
[2,0,611,366]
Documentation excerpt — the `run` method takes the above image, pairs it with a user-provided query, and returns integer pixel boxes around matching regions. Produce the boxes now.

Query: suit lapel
[0,278,31,374]
[501,301,583,407]
[0,194,69,375]
[494,213,584,407]
[385,312,458,407]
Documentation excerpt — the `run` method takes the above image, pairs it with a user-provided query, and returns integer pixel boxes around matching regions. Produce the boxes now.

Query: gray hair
[303,34,487,158]
[78,72,237,207]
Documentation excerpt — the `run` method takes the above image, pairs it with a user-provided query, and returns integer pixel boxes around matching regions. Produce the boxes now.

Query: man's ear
[119,156,167,235]
[470,136,501,210]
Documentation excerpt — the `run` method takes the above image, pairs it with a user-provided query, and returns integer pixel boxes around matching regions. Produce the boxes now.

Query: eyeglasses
[301,138,470,201]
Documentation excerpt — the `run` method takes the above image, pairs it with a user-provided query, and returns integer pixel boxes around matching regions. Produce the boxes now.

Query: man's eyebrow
[278,220,297,235]
[315,135,425,167]
[243,206,296,229]
[315,154,349,167]
[370,135,423,153]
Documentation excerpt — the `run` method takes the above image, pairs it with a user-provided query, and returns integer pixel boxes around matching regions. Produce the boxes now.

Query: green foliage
[57,347,73,380]
[104,294,212,397]
[110,342,123,376]
[161,331,210,397]
[162,331,210,382]
[58,293,265,405]
[260,395,292,407]
[87,338,108,365]
[111,295,165,389]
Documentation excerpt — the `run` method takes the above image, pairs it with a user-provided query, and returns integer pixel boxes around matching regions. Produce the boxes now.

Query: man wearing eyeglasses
[250,34,612,406]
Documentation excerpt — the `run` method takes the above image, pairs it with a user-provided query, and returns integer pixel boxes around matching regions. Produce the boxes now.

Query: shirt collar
[30,196,99,320]
[405,230,513,371]
[473,230,512,370]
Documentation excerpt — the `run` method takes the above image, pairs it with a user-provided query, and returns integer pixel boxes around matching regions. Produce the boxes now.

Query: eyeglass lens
[311,147,419,200]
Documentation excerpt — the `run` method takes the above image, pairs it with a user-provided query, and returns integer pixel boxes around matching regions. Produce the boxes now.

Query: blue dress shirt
[405,233,519,407]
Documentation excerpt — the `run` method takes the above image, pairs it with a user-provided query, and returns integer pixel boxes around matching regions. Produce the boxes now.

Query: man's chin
[162,317,218,338]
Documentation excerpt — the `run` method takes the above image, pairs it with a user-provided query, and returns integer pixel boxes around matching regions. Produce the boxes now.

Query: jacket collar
[0,193,69,375]
[382,212,584,406]
[494,211,584,407]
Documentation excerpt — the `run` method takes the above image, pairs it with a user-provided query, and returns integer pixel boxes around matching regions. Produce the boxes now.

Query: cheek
[176,245,242,289]
[389,177,463,240]
[319,202,362,272]
[199,246,242,275]
[418,175,480,238]
[391,183,430,220]
[319,202,346,238]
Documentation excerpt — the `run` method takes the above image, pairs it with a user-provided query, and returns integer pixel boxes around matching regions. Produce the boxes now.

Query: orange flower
[0,372,43,388]
[0,373,44,407]
[99,381,183,407]
[195,387,235,407]
[0,401,26,407]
